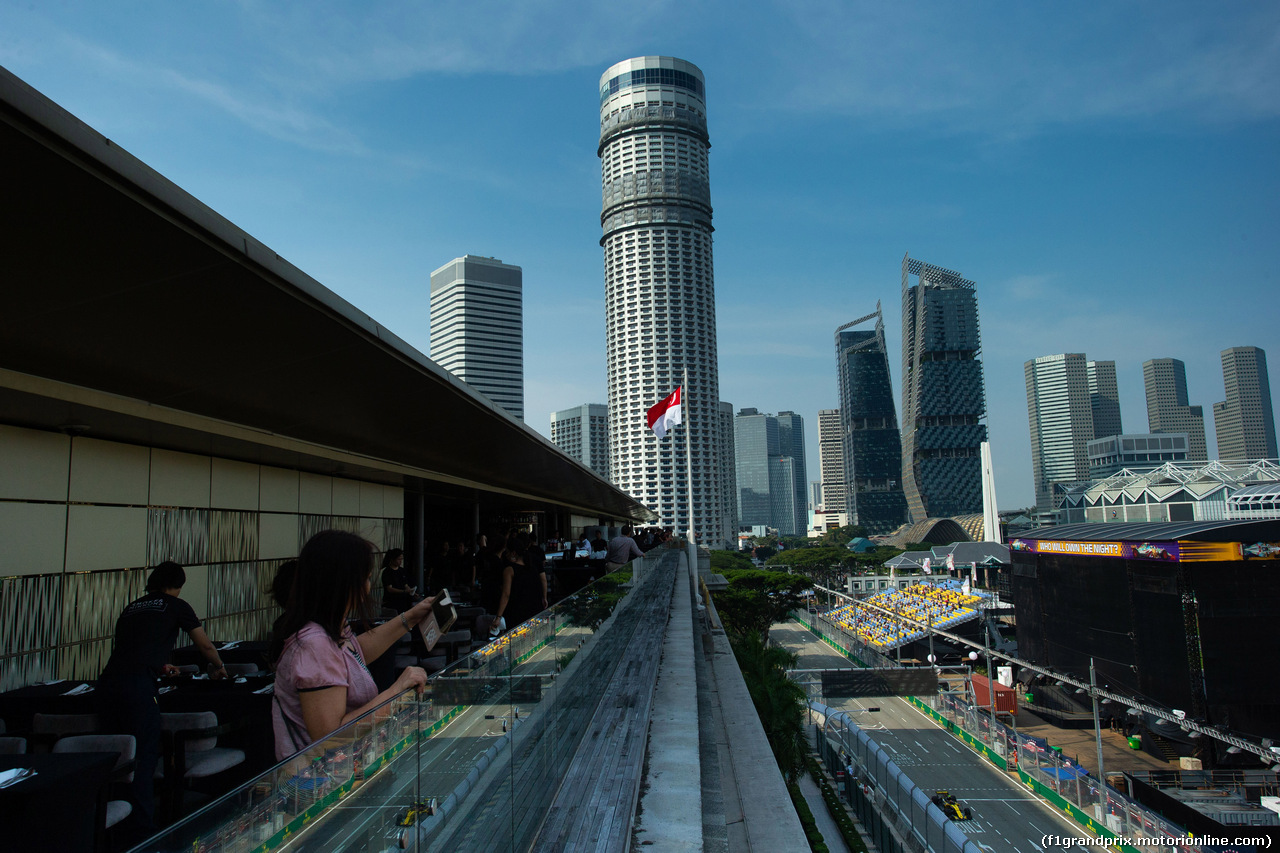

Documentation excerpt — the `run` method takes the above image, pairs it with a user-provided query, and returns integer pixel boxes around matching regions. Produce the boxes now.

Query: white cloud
[762,1,1280,134]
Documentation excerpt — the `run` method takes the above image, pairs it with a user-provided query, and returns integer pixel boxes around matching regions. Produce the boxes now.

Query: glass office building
[900,255,987,521]
[836,307,907,533]
[733,408,807,536]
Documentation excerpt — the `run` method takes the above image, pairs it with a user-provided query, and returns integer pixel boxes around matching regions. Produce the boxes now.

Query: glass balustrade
[131,558,659,853]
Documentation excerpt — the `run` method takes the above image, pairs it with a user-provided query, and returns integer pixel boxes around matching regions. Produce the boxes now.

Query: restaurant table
[0,677,277,773]
[171,640,271,670]
[0,752,117,852]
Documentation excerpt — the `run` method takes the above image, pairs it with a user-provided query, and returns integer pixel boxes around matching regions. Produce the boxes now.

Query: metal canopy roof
[0,66,651,522]
[1015,520,1280,543]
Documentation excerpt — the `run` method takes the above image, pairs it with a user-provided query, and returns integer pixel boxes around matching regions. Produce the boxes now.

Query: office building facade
[1214,346,1277,461]
[817,408,844,514]
[836,307,908,534]
[1087,432,1189,478]
[1025,353,1094,513]
[775,411,808,535]
[550,404,610,479]
[900,254,987,520]
[1087,360,1123,440]
[733,408,807,536]
[717,400,738,540]
[429,255,524,420]
[1143,358,1207,462]
[599,56,726,543]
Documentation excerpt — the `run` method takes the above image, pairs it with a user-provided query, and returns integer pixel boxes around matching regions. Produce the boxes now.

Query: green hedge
[806,754,869,852]
[787,782,830,853]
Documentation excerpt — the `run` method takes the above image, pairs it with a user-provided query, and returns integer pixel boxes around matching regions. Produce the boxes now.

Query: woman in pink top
[270,530,435,760]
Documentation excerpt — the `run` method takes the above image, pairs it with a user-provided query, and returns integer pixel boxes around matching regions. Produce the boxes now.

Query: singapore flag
[646,387,683,439]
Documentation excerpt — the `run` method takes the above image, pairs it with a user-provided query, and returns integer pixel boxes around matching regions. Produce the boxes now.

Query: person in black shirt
[96,561,225,835]
[380,549,415,613]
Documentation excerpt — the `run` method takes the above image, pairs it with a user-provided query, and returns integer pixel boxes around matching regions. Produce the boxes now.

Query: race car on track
[397,798,437,827]
[931,790,973,821]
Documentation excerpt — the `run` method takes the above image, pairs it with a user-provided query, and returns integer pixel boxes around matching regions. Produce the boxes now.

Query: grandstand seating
[823,580,988,651]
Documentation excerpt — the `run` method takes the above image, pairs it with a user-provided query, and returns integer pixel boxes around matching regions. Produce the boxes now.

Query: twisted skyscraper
[599,57,727,543]
[900,254,987,520]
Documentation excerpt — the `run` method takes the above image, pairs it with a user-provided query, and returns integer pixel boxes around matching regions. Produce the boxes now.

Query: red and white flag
[646,386,683,438]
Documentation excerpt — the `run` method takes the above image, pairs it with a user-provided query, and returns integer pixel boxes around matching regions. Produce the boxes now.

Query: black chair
[31,712,100,751]
[0,736,27,754]
[157,711,246,819]
[53,734,136,830]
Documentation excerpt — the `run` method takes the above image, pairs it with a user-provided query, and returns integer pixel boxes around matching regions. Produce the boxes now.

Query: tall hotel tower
[599,56,725,543]
[900,254,987,521]
[430,255,524,421]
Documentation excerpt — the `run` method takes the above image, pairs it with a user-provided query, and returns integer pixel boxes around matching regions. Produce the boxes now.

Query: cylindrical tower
[599,56,723,542]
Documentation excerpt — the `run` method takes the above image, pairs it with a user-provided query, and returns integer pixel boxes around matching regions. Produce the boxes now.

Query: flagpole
[683,368,695,544]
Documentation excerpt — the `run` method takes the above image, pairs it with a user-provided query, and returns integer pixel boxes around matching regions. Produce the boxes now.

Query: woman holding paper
[270,530,435,760]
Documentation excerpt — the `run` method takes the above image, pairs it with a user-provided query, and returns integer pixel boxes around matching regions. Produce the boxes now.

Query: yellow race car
[932,790,973,821]
[397,798,437,827]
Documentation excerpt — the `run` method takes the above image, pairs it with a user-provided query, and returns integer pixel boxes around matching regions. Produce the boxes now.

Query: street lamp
[1090,659,1107,799]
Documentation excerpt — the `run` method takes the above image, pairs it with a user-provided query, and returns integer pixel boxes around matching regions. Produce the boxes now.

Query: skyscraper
[817,409,844,514]
[733,408,807,536]
[900,254,987,521]
[1025,353,1094,514]
[775,411,808,536]
[550,404,610,479]
[429,255,524,420]
[717,401,738,539]
[836,306,907,534]
[599,57,725,542]
[1087,360,1123,440]
[1214,346,1278,461]
[1143,358,1207,461]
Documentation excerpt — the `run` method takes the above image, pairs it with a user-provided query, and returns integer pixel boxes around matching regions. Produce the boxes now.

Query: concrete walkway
[797,772,854,853]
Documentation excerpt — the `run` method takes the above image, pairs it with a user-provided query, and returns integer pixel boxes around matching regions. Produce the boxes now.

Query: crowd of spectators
[827,580,986,651]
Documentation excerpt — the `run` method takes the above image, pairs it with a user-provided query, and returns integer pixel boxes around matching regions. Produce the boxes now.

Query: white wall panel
[150,449,211,508]
[69,437,149,505]
[182,564,210,620]
[0,425,70,501]
[299,472,333,515]
[0,502,67,575]
[259,467,299,513]
[359,481,384,518]
[211,458,260,510]
[332,478,361,516]
[66,505,147,572]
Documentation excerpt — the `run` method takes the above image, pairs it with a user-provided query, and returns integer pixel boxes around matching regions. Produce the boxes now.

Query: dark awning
[0,65,651,523]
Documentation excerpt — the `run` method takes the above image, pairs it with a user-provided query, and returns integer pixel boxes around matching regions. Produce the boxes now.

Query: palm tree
[732,633,808,782]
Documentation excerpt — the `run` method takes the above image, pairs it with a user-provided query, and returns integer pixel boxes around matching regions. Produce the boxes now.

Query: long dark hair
[270,530,375,663]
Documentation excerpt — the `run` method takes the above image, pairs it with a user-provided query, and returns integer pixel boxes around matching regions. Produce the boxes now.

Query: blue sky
[3,1,1278,510]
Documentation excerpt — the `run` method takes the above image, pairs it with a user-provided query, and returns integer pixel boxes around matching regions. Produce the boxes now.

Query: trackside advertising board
[1008,539,1280,562]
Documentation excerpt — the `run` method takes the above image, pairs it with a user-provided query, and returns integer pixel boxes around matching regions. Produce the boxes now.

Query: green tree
[731,632,808,783]
[709,549,754,572]
[765,546,850,570]
[714,569,809,641]
[752,544,777,561]
[816,524,867,548]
